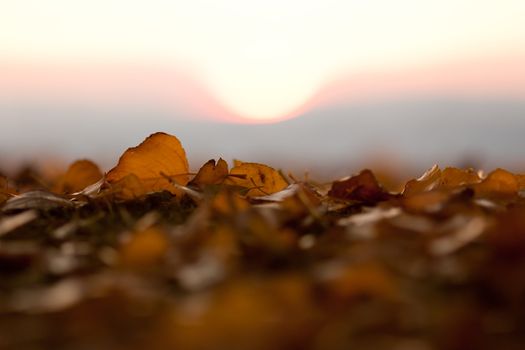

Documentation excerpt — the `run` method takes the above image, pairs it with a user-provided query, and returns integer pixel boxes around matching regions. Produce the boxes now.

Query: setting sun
[1,0,525,121]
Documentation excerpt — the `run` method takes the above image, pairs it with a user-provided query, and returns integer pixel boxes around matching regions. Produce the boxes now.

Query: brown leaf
[225,162,288,197]
[404,166,481,197]
[54,159,103,194]
[189,158,228,189]
[474,168,519,199]
[403,165,442,196]
[106,132,189,198]
[328,169,391,203]
[440,167,481,188]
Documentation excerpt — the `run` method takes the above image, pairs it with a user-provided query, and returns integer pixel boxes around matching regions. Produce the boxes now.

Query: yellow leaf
[189,158,228,189]
[54,159,103,194]
[106,132,189,198]
[225,162,287,197]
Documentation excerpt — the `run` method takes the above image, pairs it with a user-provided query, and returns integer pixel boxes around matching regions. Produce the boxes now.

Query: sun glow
[1,1,525,121]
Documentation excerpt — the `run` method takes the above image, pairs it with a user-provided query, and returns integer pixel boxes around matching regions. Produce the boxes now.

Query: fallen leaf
[516,173,525,190]
[189,158,228,189]
[109,174,148,200]
[474,168,519,198]
[106,132,189,198]
[2,191,73,211]
[328,169,391,203]
[440,167,481,188]
[403,165,442,196]
[225,162,288,197]
[54,159,103,194]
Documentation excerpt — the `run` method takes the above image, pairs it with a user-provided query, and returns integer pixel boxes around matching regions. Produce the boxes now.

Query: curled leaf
[2,191,73,212]
[54,159,103,194]
[403,165,442,196]
[404,166,481,197]
[474,168,519,198]
[225,162,287,197]
[189,158,229,189]
[106,132,189,198]
[328,169,391,203]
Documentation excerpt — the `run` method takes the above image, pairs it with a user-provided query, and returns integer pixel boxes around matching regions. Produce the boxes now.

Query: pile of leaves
[1,132,525,350]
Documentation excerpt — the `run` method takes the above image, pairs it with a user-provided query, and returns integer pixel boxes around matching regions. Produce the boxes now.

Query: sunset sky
[1,1,525,173]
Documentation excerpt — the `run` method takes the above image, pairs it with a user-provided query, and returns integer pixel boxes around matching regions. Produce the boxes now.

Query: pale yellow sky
[1,0,525,120]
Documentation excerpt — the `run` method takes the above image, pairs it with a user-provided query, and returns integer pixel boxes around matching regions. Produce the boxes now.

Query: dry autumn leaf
[110,173,148,200]
[54,159,103,194]
[440,167,481,188]
[328,169,391,203]
[403,164,442,196]
[189,158,229,189]
[404,166,481,197]
[5,130,525,349]
[225,162,288,197]
[106,132,189,199]
[474,168,519,198]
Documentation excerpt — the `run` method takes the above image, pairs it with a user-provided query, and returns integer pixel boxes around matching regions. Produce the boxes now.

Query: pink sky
[1,54,524,123]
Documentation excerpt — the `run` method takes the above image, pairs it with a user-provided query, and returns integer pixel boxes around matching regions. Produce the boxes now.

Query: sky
[1,1,525,175]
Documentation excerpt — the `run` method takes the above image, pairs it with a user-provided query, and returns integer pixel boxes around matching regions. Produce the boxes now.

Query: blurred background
[1,0,525,180]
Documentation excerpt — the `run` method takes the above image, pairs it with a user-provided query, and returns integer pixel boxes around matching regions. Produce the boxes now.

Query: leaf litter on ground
[1,132,525,350]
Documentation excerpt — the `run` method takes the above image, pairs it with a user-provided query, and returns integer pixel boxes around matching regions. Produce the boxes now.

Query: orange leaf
[514,173,525,191]
[106,132,189,198]
[189,158,228,189]
[110,174,148,199]
[225,162,287,197]
[54,159,103,194]
[440,167,481,188]
[403,165,442,196]
[474,168,519,198]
